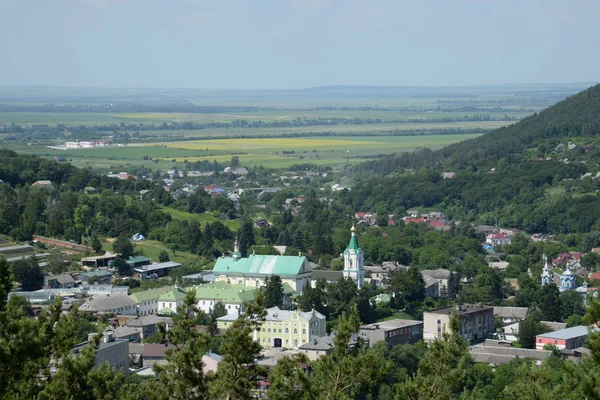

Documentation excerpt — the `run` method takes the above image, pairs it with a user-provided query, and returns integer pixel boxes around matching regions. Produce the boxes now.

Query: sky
[0,0,598,89]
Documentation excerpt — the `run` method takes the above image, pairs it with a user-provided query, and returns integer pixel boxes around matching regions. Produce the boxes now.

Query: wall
[33,235,92,252]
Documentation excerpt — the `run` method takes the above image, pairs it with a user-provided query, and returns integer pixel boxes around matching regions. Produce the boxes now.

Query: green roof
[126,256,152,265]
[191,281,256,303]
[129,286,174,303]
[344,231,362,254]
[212,254,308,277]
[158,288,187,302]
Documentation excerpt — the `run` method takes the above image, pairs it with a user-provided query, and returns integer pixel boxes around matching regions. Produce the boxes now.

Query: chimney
[375,324,379,329]
[103,330,113,343]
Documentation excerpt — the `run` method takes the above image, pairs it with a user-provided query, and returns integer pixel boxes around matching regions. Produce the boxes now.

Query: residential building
[133,261,182,279]
[422,275,439,298]
[80,253,117,268]
[421,269,453,296]
[217,306,326,350]
[359,319,423,347]
[110,326,141,342]
[212,241,313,294]
[486,233,512,247]
[44,273,76,289]
[343,226,365,289]
[493,307,529,324]
[298,332,362,361]
[73,331,129,375]
[536,326,595,351]
[125,315,166,340]
[80,293,137,315]
[202,351,223,374]
[423,304,494,343]
[157,287,187,315]
[191,281,259,315]
[78,269,113,284]
[366,262,407,288]
[129,286,175,316]
[142,343,176,368]
[311,270,343,287]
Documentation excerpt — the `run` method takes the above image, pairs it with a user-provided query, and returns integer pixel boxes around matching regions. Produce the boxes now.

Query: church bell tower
[343,225,364,288]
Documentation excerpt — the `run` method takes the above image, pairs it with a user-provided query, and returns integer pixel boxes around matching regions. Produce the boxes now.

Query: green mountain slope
[344,84,600,235]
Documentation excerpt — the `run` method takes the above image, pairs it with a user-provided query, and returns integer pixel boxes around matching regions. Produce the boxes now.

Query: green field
[23,134,481,169]
[0,110,531,126]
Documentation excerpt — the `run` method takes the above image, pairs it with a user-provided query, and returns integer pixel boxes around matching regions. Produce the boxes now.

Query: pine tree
[265,275,284,308]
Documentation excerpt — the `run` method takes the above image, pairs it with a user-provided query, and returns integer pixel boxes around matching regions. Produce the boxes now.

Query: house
[359,319,423,347]
[422,275,440,298]
[488,261,509,270]
[493,307,529,324]
[441,172,456,179]
[253,219,270,228]
[535,326,596,351]
[217,306,326,350]
[44,273,76,289]
[202,351,223,374]
[110,326,141,342]
[142,343,176,368]
[191,281,261,315]
[84,187,98,194]
[134,261,182,279]
[80,253,118,268]
[80,293,137,315]
[234,167,249,176]
[73,331,129,375]
[128,343,145,368]
[298,332,361,361]
[129,286,175,316]
[125,315,167,340]
[421,269,453,296]
[311,270,343,287]
[366,262,407,288]
[78,269,113,284]
[212,242,313,294]
[423,304,494,343]
[32,180,52,187]
[486,233,512,247]
[157,287,187,315]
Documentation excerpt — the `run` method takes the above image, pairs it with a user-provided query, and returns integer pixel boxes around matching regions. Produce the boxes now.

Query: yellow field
[157,138,381,151]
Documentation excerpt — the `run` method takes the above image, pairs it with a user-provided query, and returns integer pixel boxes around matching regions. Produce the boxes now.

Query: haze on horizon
[1,0,599,90]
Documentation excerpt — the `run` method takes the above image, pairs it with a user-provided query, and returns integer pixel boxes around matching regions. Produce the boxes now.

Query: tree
[209,291,267,400]
[230,156,240,168]
[537,284,561,322]
[153,289,209,400]
[519,311,551,349]
[310,305,375,399]
[213,301,227,318]
[90,235,102,254]
[112,235,134,259]
[11,258,43,291]
[267,353,312,400]
[265,275,284,308]
[159,250,170,263]
[111,256,129,276]
[559,290,586,322]
[237,220,255,258]
[389,267,425,310]
[0,257,12,312]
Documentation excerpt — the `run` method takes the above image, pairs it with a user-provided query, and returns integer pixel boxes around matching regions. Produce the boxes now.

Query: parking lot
[257,347,300,367]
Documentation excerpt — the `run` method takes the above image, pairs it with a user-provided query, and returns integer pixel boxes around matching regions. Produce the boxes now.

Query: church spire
[343,225,364,288]
[541,254,552,286]
[232,237,241,262]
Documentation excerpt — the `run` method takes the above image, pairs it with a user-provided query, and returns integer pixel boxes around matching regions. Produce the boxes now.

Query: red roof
[429,221,447,227]
[589,272,600,282]
[388,219,395,226]
[355,212,366,218]
[404,217,427,224]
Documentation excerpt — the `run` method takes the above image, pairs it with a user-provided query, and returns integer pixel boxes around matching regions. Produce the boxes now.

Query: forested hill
[343,84,600,235]
[356,83,600,174]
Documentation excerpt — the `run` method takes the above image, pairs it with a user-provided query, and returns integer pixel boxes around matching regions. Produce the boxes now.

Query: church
[541,255,588,305]
[214,226,365,294]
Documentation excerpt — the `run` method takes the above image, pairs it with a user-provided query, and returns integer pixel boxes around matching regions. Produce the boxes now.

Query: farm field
[24,134,481,170]
[0,110,532,126]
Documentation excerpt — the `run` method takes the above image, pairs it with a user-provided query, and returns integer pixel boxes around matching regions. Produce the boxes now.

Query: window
[285,328,289,333]
[279,329,282,333]
[294,329,297,334]
[268,329,271,333]
[302,329,306,334]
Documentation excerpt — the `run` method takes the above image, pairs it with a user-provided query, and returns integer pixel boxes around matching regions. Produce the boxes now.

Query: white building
[343,226,364,288]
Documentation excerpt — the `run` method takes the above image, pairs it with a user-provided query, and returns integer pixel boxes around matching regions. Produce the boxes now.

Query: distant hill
[345,84,600,235]
[357,84,600,174]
